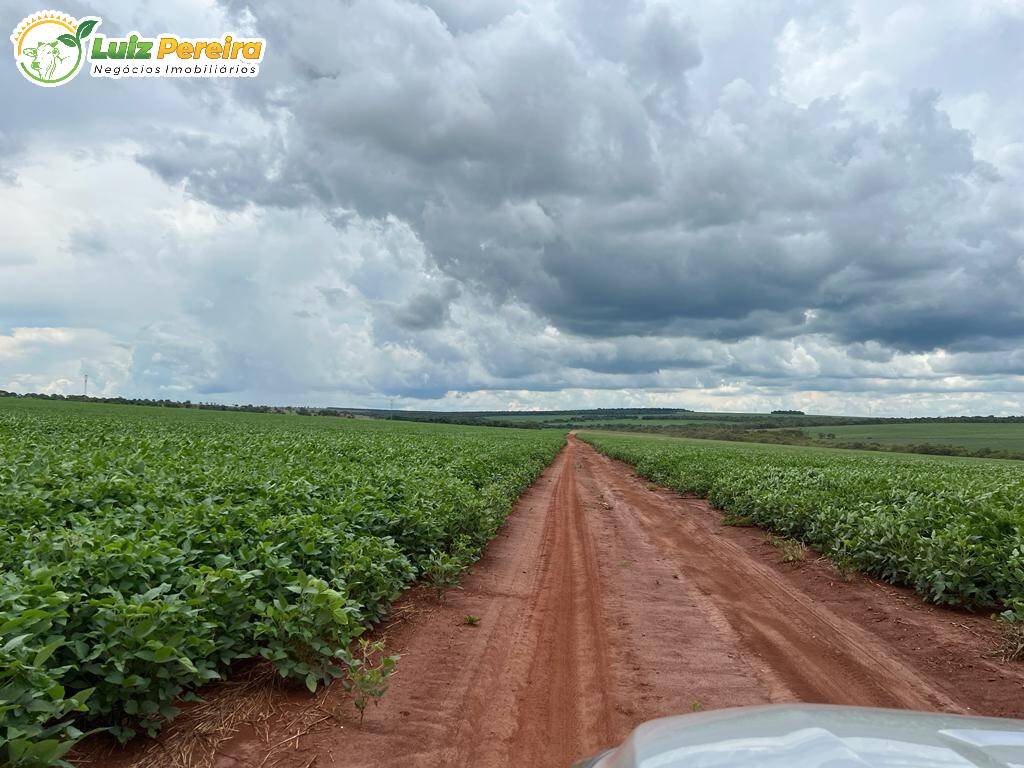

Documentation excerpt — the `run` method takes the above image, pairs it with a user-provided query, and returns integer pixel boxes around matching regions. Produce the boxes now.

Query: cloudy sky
[2,0,1023,415]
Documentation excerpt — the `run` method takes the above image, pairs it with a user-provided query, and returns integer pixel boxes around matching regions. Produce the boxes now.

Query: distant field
[802,423,1024,452]
[487,411,822,427]
[579,417,734,426]
[483,413,710,424]
[489,408,1024,459]
[578,427,1022,464]
[501,417,735,427]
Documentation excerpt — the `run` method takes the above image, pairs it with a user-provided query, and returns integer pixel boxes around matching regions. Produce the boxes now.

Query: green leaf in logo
[58,33,78,47]
[76,18,99,40]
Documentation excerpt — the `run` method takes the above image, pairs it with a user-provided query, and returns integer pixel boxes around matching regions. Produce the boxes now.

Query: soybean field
[0,399,563,765]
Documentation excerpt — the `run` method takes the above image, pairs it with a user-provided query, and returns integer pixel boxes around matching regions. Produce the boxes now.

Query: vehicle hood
[590,704,1024,768]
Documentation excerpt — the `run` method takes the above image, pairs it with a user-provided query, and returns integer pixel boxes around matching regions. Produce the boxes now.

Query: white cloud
[0,326,130,395]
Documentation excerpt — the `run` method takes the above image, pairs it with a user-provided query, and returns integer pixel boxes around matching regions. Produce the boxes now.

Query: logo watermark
[11,10,264,87]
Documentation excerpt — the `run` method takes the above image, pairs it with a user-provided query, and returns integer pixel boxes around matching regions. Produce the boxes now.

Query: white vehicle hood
[590,705,1024,768]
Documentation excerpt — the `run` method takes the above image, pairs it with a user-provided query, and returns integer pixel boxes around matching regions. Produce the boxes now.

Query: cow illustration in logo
[11,10,99,86]
[22,38,65,79]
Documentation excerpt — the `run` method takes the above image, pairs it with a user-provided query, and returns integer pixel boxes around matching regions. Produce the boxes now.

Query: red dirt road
[112,437,1024,768]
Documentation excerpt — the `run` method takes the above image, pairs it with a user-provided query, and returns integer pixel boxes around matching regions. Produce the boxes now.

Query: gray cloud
[3,0,1024,413]
[387,281,461,331]
[137,2,1024,352]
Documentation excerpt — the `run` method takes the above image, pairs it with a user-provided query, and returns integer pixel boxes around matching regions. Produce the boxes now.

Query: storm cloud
[2,0,1023,414]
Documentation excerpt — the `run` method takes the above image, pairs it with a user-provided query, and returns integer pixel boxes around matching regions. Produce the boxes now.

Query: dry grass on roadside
[114,664,360,768]
[84,600,425,768]
[999,622,1024,663]
[766,533,807,563]
[110,664,283,768]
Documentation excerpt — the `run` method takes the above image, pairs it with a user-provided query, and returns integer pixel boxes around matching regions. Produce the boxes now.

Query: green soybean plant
[0,398,564,761]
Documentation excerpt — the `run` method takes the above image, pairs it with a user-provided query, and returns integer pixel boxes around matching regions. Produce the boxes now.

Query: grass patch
[767,534,807,563]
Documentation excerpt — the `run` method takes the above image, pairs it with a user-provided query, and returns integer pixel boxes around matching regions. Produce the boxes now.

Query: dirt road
[119,437,1024,768]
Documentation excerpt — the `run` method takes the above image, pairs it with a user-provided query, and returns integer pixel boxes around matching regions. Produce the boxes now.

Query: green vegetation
[579,431,1024,620]
[582,415,1024,461]
[478,409,1024,461]
[345,638,398,725]
[801,423,1024,453]
[423,546,471,599]
[0,398,563,764]
[6,391,1022,460]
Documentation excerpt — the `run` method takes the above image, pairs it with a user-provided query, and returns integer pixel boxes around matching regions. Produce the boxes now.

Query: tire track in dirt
[506,442,616,765]
[105,436,1024,768]
[577,443,957,710]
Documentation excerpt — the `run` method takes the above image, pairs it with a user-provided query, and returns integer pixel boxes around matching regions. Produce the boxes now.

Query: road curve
[115,436,1024,768]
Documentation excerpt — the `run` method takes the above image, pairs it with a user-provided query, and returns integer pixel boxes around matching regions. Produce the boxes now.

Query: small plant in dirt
[344,639,399,725]
[422,550,469,600]
[462,615,481,626]
[767,533,806,563]
[829,553,857,581]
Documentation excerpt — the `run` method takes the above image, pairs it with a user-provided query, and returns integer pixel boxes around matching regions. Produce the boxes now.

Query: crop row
[0,402,563,765]
[580,433,1024,616]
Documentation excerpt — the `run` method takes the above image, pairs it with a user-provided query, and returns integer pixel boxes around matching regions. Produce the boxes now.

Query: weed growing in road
[462,615,481,626]
[344,639,399,725]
